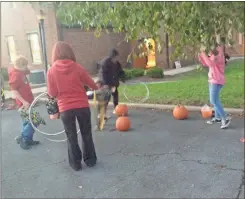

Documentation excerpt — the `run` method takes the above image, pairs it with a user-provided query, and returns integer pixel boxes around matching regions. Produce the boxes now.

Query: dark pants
[60,107,97,169]
[108,87,119,108]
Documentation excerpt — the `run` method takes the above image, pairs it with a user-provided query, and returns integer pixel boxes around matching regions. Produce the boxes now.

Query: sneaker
[27,140,40,145]
[207,118,222,124]
[20,138,31,150]
[221,117,231,129]
[15,135,22,144]
[16,136,40,146]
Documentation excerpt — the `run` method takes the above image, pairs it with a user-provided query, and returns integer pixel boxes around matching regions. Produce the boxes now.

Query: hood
[52,59,76,75]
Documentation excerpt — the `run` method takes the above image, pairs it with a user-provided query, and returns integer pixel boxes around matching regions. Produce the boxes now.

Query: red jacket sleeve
[78,64,98,90]
[47,69,58,97]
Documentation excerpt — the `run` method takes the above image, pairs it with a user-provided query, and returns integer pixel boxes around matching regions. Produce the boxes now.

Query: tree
[32,2,245,60]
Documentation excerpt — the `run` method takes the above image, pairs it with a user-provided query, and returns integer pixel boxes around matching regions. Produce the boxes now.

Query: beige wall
[1,2,58,70]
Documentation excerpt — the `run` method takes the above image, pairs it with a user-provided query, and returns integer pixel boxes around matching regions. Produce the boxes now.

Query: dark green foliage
[124,68,145,80]
[145,67,164,78]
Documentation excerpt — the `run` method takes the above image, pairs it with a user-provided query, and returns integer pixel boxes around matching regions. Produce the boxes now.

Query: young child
[8,56,42,149]
[87,80,113,130]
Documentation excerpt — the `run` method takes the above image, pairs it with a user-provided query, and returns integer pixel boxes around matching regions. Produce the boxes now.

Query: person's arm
[79,65,98,90]
[117,62,126,82]
[198,51,216,68]
[47,70,58,98]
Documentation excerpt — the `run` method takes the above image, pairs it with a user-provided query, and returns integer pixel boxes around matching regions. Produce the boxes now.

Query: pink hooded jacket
[199,46,225,85]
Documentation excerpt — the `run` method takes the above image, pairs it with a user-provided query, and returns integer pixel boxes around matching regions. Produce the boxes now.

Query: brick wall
[61,28,132,74]
[1,2,58,70]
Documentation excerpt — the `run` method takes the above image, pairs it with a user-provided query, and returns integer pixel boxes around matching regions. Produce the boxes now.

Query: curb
[103,102,243,114]
[9,98,243,114]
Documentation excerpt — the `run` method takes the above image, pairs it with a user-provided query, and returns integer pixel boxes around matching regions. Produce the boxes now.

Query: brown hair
[51,41,76,64]
[14,55,28,70]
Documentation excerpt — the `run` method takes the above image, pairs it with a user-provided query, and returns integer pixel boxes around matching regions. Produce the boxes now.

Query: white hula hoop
[28,92,80,143]
[122,81,149,103]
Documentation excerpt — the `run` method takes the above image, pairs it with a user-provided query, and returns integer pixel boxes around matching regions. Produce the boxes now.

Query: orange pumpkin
[115,104,128,116]
[173,105,188,120]
[201,109,213,118]
[116,116,131,131]
[49,113,60,120]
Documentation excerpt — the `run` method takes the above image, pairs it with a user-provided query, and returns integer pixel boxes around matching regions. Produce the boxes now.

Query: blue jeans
[209,83,227,120]
[21,121,35,141]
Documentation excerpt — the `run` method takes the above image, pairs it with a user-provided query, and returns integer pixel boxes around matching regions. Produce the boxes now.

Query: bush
[1,68,9,81]
[145,67,164,78]
[123,68,145,80]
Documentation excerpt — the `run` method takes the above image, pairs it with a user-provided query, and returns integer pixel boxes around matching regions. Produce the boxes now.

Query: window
[238,33,244,45]
[6,36,17,63]
[27,33,42,64]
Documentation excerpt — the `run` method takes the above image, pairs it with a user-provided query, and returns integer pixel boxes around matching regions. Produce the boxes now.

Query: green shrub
[145,67,164,78]
[123,68,145,80]
[1,68,9,81]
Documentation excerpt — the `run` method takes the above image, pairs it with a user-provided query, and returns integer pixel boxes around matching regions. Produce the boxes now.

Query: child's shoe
[20,138,31,150]
[27,140,40,145]
[207,118,221,124]
[221,117,231,129]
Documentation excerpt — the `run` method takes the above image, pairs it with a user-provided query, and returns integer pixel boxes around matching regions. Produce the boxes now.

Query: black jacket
[99,57,125,87]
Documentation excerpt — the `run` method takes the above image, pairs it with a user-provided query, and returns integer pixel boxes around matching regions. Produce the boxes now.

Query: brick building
[1,2,244,77]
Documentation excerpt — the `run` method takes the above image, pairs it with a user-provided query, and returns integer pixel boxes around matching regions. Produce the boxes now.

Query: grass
[119,59,244,108]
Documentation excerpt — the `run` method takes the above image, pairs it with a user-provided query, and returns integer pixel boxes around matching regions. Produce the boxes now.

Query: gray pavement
[1,106,244,198]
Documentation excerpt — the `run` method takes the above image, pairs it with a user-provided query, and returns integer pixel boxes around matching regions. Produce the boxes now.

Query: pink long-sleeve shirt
[199,46,225,85]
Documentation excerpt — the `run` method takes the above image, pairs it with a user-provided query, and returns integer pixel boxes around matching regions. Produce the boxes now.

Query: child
[87,80,113,130]
[8,56,41,149]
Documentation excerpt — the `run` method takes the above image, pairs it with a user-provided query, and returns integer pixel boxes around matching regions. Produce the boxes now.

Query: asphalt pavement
[1,106,244,198]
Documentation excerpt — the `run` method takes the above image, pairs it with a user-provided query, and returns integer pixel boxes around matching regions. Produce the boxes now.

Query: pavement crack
[236,173,245,199]
[118,151,183,159]
[2,159,66,183]
[181,159,244,172]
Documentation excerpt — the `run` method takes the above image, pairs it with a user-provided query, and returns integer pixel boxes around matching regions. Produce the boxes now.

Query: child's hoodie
[199,46,225,85]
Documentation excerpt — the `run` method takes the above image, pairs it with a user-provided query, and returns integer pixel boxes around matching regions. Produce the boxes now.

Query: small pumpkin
[201,104,213,119]
[115,104,128,116]
[201,109,213,119]
[173,105,188,120]
[116,116,131,131]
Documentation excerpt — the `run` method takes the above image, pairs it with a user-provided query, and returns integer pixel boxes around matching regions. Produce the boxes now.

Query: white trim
[238,33,243,45]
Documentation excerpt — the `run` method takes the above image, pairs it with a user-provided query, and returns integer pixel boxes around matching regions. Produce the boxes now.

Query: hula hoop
[122,81,149,103]
[28,92,80,143]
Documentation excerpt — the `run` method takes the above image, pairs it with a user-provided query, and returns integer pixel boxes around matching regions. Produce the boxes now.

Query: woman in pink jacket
[199,45,231,129]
